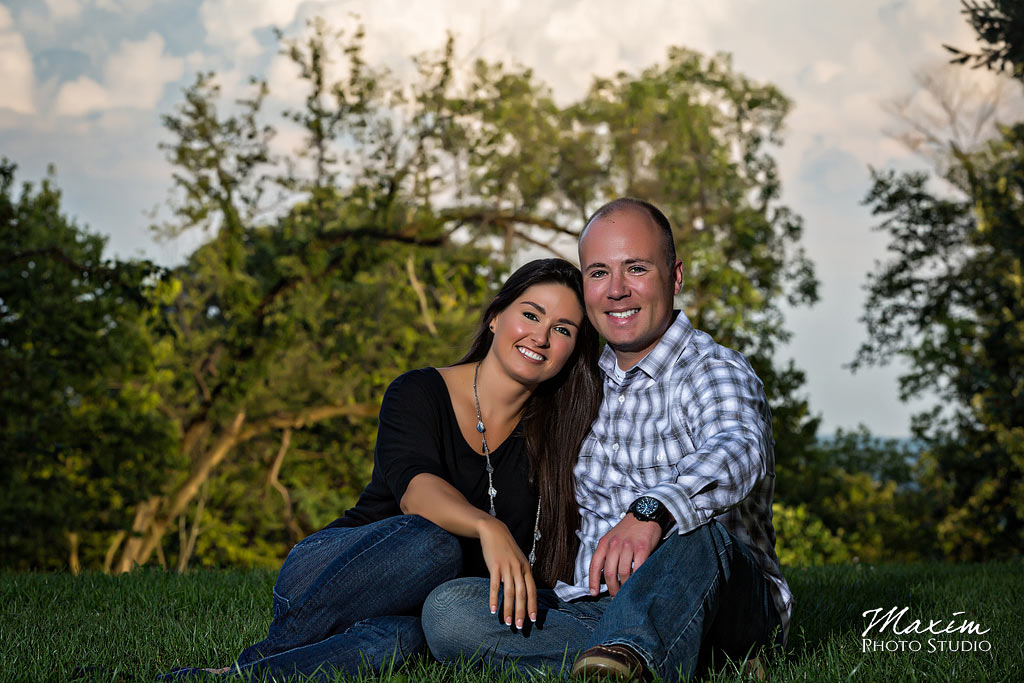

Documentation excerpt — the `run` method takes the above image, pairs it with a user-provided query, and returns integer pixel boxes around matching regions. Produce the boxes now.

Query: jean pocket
[271,586,292,619]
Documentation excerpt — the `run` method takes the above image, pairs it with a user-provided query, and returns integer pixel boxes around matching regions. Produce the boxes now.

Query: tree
[110,22,499,572]
[775,427,933,564]
[882,62,1024,179]
[443,46,821,474]
[0,160,180,571]
[854,4,1024,558]
[6,18,821,571]
[945,1,1024,78]
[126,26,818,571]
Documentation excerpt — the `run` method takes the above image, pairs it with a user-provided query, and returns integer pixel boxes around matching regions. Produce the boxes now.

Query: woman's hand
[477,516,537,629]
[401,474,538,626]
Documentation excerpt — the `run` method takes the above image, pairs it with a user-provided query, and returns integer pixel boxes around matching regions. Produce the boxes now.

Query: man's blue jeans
[422,521,782,681]
[167,515,462,680]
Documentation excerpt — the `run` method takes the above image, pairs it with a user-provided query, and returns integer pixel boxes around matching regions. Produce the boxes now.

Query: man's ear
[671,259,683,295]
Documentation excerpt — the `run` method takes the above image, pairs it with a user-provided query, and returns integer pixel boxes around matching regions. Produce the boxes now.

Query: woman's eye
[523,311,539,321]
[554,326,572,337]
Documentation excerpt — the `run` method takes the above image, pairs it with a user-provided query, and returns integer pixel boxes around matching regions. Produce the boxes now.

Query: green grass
[2,563,1022,682]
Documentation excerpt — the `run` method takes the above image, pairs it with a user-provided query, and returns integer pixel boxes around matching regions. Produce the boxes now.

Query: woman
[167,258,601,680]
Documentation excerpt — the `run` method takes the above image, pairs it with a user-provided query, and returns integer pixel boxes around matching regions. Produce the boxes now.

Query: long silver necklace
[473,361,542,568]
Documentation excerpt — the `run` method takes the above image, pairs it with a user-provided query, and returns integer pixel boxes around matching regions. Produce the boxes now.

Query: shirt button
[658,454,665,462]
[618,395,625,403]
[619,512,626,519]
[612,443,619,452]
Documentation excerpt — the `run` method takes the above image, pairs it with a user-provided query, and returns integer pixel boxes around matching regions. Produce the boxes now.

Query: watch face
[633,496,660,517]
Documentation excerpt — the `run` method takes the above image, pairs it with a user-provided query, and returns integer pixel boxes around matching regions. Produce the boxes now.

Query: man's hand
[588,513,663,597]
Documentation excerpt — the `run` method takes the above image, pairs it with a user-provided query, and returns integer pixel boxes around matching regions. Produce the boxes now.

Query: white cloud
[266,51,307,104]
[849,39,887,80]
[200,0,305,58]
[294,0,731,105]
[54,32,183,116]
[0,6,36,115]
[44,0,82,21]
[810,60,843,85]
[93,0,155,12]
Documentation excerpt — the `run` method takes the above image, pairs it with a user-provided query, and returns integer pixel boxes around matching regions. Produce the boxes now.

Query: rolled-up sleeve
[642,356,772,534]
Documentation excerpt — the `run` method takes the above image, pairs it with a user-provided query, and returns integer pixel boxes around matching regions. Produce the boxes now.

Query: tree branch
[265,428,303,543]
[511,229,575,260]
[116,402,378,571]
[254,228,446,319]
[406,254,438,336]
[440,207,581,237]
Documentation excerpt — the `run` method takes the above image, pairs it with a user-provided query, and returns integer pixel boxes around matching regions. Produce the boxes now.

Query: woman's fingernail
[490,605,496,614]
[505,616,512,625]
[516,618,523,628]
[530,612,537,622]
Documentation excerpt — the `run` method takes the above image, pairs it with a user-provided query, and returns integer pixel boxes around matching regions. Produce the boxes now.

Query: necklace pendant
[476,420,485,433]
[528,550,536,566]
[487,485,497,498]
[489,504,496,516]
[485,462,494,474]
[535,529,542,541]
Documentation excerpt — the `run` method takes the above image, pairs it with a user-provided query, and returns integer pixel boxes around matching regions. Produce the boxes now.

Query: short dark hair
[583,197,676,269]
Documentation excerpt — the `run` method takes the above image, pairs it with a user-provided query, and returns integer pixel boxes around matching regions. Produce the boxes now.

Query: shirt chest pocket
[630,433,692,489]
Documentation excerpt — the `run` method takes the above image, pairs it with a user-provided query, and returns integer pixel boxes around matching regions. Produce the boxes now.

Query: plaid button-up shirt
[554,311,792,637]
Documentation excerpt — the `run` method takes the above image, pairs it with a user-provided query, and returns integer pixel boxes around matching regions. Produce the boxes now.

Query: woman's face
[487,282,585,388]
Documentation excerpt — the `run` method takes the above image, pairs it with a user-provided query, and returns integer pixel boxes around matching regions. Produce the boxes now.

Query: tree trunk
[176,482,208,572]
[103,530,126,573]
[115,411,247,573]
[114,403,378,573]
[66,531,80,576]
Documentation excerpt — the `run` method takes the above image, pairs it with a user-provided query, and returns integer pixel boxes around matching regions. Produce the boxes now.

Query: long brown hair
[458,258,602,586]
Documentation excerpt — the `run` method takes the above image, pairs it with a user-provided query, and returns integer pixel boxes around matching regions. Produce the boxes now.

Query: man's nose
[607,271,629,299]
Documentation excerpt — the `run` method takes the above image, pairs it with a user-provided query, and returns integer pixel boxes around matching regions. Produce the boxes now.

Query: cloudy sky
[1,0,1013,436]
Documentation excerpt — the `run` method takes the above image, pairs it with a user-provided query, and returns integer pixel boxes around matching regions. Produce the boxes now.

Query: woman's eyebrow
[521,300,579,326]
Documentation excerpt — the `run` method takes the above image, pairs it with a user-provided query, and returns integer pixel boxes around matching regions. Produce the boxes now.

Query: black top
[325,368,538,578]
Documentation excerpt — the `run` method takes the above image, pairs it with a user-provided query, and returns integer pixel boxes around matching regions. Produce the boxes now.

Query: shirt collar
[597,310,695,382]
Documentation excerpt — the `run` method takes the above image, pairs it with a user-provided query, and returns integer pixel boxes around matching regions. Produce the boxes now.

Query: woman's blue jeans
[422,520,782,682]
[175,515,462,680]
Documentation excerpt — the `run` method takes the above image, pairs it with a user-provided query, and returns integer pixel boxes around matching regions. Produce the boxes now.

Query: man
[423,198,791,681]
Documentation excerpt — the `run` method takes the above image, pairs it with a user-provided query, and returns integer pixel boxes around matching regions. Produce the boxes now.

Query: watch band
[627,496,674,535]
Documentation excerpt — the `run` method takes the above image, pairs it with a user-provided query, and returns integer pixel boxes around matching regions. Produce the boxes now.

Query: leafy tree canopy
[857,5,1024,560]
[5,18,821,572]
[946,1,1024,79]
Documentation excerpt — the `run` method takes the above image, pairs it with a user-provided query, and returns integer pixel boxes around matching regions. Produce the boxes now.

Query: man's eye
[589,270,607,278]
[628,266,647,274]
[523,311,539,321]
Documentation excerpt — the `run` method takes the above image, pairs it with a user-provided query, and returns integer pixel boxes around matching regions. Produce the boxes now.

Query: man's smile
[607,308,640,320]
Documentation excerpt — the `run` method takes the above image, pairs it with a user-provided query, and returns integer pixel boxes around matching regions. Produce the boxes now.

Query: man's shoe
[571,644,647,681]
[743,655,766,680]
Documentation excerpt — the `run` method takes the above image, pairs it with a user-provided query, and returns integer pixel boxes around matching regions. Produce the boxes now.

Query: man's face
[578,209,682,369]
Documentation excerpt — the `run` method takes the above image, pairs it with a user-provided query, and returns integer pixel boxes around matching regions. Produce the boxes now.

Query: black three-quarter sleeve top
[324,368,539,578]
